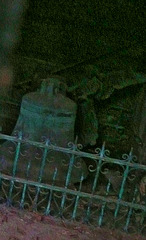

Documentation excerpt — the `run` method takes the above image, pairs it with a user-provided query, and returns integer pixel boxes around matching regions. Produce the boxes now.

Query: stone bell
[0,77,88,184]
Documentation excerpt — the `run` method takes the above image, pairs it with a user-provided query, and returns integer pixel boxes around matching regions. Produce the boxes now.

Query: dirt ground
[0,204,145,240]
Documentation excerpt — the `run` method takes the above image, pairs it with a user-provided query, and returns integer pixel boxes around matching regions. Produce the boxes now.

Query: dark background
[17,0,145,72]
[1,0,146,160]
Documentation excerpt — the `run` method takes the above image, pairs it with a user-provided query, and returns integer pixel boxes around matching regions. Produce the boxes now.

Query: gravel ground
[0,204,145,240]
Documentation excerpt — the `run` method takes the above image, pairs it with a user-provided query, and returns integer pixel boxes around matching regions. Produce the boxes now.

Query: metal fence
[0,131,145,235]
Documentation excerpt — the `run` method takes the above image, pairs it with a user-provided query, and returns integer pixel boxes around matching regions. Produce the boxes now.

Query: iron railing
[0,131,145,235]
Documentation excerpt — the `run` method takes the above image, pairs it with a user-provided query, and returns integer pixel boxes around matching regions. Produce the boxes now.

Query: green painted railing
[0,132,145,235]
